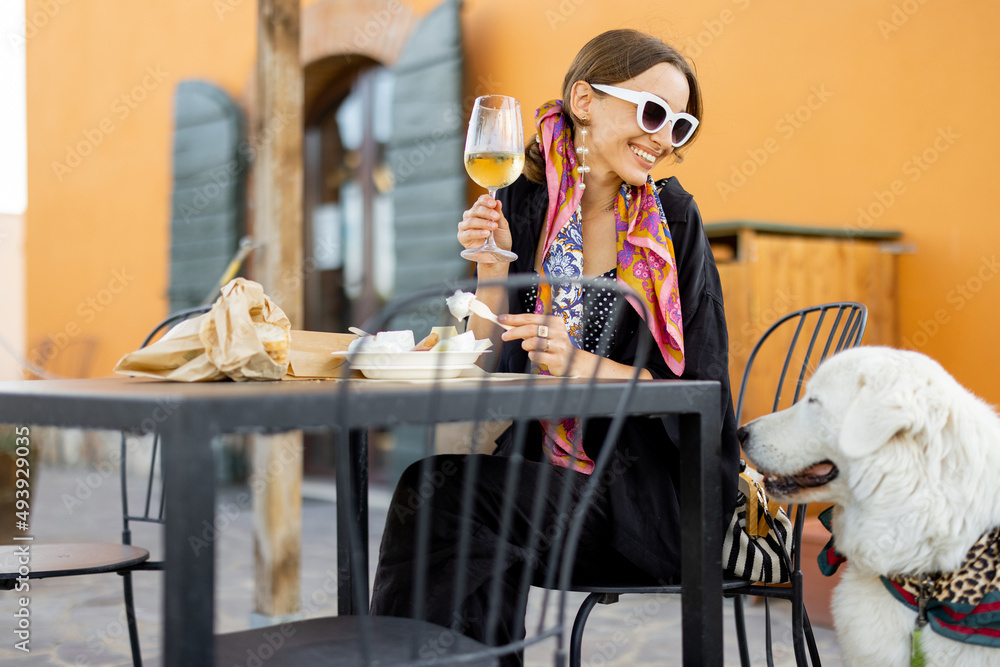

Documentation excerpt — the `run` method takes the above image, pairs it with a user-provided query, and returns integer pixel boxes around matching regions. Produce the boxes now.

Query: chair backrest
[337,275,651,665]
[735,302,868,424]
[734,301,867,574]
[120,305,213,548]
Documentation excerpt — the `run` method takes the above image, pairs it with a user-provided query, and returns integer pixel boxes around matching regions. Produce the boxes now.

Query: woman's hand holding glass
[458,195,513,266]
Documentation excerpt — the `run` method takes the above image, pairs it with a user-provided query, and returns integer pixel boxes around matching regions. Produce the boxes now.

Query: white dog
[740,347,1000,666]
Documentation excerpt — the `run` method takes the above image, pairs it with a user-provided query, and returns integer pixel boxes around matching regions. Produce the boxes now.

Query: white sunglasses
[591,83,699,147]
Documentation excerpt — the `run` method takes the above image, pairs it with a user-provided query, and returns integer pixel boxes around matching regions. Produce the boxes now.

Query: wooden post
[251,432,302,620]
[252,0,303,622]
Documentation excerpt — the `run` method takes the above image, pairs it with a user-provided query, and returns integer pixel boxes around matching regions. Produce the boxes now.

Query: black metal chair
[0,304,212,666]
[214,275,653,666]
[563,302,868,667]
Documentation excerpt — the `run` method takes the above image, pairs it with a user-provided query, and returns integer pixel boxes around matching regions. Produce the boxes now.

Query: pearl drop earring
[576,117,590,192]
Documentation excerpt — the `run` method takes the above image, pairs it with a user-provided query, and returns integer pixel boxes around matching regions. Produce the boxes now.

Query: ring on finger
[537,324,549,339]
[544,338,550,353]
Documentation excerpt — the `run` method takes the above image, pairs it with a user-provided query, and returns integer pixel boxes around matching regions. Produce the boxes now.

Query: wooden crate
[706,221,902,425]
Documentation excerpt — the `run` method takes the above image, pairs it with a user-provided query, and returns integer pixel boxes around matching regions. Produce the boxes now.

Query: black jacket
[493,174,741,581]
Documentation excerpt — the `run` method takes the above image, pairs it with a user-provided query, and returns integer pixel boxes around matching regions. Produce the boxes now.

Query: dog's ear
[838,372,920,458]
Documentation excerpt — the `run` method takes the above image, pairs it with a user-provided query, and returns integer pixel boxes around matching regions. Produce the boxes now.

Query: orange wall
[25,0,257,377]
[26,0,1000,404]
[461,0,1000,404]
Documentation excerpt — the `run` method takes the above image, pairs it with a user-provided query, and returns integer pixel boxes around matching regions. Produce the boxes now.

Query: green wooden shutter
[388,0,467,293]
[385,0,467,479]
[168,81,246,312]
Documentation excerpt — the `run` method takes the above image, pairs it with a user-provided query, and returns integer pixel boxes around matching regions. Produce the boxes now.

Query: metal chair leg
[764,598,775,667]
[733,595,751,667]
[122,570,143,667]
[570,593,610,667]
[791,571,808,666]
[803,607,822,666]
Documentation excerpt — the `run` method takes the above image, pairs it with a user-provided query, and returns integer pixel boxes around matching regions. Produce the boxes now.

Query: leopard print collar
[882,525,1000,648]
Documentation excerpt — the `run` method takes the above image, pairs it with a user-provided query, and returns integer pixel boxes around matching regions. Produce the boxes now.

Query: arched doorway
[302,56,395,334]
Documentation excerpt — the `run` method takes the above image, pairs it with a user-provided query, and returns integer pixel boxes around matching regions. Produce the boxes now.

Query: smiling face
[570,63,692,187]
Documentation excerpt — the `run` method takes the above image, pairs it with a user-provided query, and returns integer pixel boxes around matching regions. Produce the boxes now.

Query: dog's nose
[737,425,749,445]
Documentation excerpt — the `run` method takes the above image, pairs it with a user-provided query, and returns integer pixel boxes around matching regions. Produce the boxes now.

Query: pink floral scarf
[532,100,685,474]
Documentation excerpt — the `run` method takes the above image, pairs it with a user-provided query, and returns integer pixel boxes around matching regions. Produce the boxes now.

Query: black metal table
[0,376,723,666]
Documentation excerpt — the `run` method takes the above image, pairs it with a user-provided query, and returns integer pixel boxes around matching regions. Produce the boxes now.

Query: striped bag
[723,463,793,584]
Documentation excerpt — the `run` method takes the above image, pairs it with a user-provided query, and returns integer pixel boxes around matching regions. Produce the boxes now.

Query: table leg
[161,415,215,666]
[679,410,723,666]
[337,429,369,615]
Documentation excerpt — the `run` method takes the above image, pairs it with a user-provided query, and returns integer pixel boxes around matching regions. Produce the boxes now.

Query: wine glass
[461,95,524,263]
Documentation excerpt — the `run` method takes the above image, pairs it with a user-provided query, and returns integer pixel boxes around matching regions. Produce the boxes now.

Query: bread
[412,333,440,351]
[255,322,290,365]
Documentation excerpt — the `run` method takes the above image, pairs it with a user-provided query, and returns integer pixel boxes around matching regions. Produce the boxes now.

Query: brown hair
[523,29,703,183]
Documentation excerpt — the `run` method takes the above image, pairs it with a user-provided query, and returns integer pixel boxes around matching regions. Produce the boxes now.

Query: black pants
[370,454,651,666]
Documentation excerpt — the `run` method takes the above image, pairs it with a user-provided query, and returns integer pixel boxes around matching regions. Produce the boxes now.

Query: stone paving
[1,464,842,666]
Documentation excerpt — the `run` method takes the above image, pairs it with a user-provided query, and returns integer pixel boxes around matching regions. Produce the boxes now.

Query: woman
[371,28,741,662]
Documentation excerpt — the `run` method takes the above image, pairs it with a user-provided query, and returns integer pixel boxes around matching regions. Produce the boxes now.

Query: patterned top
[520,268,620,355]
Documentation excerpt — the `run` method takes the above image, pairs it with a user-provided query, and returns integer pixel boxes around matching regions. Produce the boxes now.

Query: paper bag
[114,278,291,382]
[200,279,290,381]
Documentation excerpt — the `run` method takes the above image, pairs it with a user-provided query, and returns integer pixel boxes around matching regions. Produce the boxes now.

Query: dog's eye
[807,397,820,405]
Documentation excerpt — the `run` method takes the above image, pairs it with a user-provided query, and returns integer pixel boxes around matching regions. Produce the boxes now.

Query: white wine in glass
[461,95,524,263]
